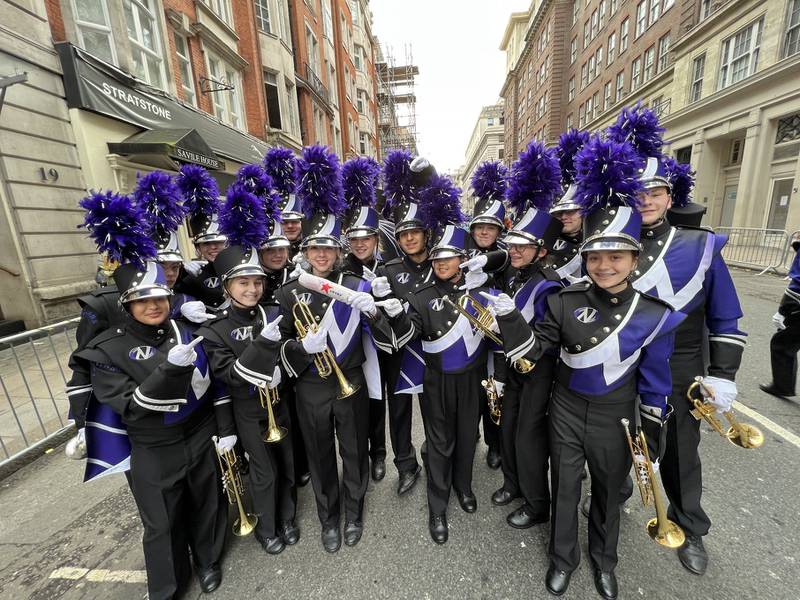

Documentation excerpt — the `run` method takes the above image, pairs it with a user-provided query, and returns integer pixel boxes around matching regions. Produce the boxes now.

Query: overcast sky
[370,1,529,174]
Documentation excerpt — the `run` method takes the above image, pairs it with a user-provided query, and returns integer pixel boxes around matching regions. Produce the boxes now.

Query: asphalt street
[0,268,799,600]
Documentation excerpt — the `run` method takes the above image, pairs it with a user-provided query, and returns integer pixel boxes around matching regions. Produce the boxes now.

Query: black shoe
[255,532,285,555]
[491,487,517,506]
[544,565,572,596]
[580,493,591,518]
[321,526,341,553]
[678,534,708,575]
[279,520,300,546]
[343,521,363,547]
[428,513,448,544]
[759,383,795,400]
[593,569,618,599]
[397,465,421,496]
[456,490,477,513]
[371,458,386,482]
[486,447,501,470]
[196,563,222,593]
[507,504,549,529]
[298,472,312,487]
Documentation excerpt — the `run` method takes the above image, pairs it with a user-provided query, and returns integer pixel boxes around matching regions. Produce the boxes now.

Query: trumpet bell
[265,424,288,444]
[336,380,360,400]
[233,514,258,537]
[647,517,685,548]
[727,423,764,449]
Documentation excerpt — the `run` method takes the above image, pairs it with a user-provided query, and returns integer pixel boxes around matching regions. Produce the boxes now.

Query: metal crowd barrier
[0,318,80,470]
[715,227,789,275]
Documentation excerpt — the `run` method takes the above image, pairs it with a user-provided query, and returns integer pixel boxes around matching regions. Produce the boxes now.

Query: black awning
[107,128,224,170]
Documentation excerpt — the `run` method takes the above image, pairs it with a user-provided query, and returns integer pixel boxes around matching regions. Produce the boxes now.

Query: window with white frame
[264,71,282,129]
[608,32,616,64]
[572,0,580,26]
[359,132,367,155]
[631,56,642,89]
[718,18,763,90]
[604,81,612,110]
[643,46,655,81]
[690,53,705,102]
[124,0,164,88]
[611,0,618,14]
[596,46,603,71]
[344,65,351,100]
[323,0,333,40]
[663,0,675,12]
[202,0,232,26]
[255,0,272,34]
[784,0,800,58]
[620,18,629,52]
[579,103,586,127]
[649,0,661,26]
[279,0,291,44]
[313,105,325,144]
[566,113,573,130]
[583,20,590,49]
[585,95,593,121]
[328,63,338,107]
[658,33,670,72]
[306,25,321,74]
[173,33,197,106]
[615,70,625,101]
[700,0,712,20]
[350,0,360,27]
[591,10,599,40]
[581,62,588,89]
[599,0,607,25]
[568,77,575,102]
[589,54,596,82]
[333,125,342,155]
[72,0,116,64]
[571,37,577,64]
[285,79,300,137]
[354,45,364,72]
[207,51,244,129]
[356,89,368,114]
[635,1,647,37]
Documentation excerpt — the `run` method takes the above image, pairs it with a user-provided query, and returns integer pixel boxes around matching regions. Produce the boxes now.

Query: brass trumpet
[259,387,287,443]
[482,376,502,426]
[621,418,685,548]
[212,439,258,536]
[291,290,360,400]
[687,377,764,449]
[444,295,535,374]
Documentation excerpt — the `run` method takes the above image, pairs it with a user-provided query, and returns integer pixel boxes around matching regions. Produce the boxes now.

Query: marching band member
[483,136,684,599]
[608,104,747,575]
[264,146,303,259]
[196,172,298,555]
[75,191,231,599]
[342,156,388,481]
[493,142,564,530]
[273,146,393,552]
[379,174,501,544]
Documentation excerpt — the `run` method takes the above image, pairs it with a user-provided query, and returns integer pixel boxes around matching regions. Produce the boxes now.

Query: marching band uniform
[549,187,584,285]
[263,146,303,260]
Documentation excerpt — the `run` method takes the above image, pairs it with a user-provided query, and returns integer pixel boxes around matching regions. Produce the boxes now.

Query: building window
[658,33,671,72]
[359,132,367,154]
[278,0,291,44]
[620,18,630,53]
[72,0,116,64]
[566,113,573,130]
[351,0,360,26]
[173,33,197,106]
[631,57,642,89]
[649,0,661,27]
[635,2,647,38]
[690,53,705,102]
[322,0,333,39]
[579,104,586,127]
[676,146,692,164]
[585,96,593,122]
[255,0,272,33]
[201,0,232,26]
[581,62,588,89]
[588,55,596,83]
[264,71,282,129]
[611,0,618,14]
[354,45,364,71]
[285,79,300,136]
[591,10,599,40]
[568,77,575,102]
[583,20,590,49]
[608,32,616,64]
[664,0,675,11]
[776,113,800,143]
[596,46,603,71]
[207,51,244,129]
[498,148,505,160]
[643,46,655,81]
[652,95,669,117]
[571,37,578,64]
[615,70,625,101]
[572,0,580,26]
[305,25,321,74]
[604,81,612,110]
[784,0,800,58]
[592,92,600,119]
[356,89,368,114]
[124,0,164,88]
[718,18,763,90]
[599,0,607,25]
[328,63,338,107]
[729,139,744,165]
[700,0,712,20]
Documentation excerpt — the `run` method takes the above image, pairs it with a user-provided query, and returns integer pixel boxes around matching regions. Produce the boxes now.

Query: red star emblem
[321,282,332,293]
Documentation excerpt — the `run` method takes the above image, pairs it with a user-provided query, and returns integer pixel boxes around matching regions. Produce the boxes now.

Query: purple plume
[662,156,695,207]
[176,164,220,218]
[418,174,466,232]
[342,156,381,209]
[79,190,157,270]
[294,145,346,219]
[219,184,268,248]
[132,170,187,235]
[505,140,562,213]
[383,149,415,217]
[574,136,644,214]
[558,129,591,185]
[263,147,296,197]
[471,161,508,201]
[235,164,273,199]
[607,101,665,159]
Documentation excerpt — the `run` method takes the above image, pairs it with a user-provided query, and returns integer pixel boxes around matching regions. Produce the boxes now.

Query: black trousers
[369,352,389,462]
[769,316,800,395]
[283,382,309,480]
[419,366,482,516]
[295,368,369,528]
[660,357,711,537]
[548,385,634,573]
[128,414,227,600]
[500,354,555,514]
[382,351,419,473]
[232,399,296,540]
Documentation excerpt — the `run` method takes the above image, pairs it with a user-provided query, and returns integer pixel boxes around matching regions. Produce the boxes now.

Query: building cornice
[671,0,762,55]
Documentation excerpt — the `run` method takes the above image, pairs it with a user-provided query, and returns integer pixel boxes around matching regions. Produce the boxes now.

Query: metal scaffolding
[376,41,418,158]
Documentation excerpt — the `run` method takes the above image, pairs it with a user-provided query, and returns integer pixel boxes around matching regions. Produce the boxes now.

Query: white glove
[376,298,404,318]
[289,253,309,279]
[460,255,488,273]
[479,291,515,316]
[371,276,392,298]
[701,376,737,413]
[65,428,87,459]
[410,156,430,172]
[301,327,328,354]
[362,266,377,282]
[349,291,376,316]
[167,336,203,367]
[268,365,282,389]
[494,381,505,397]
[180,300,216,323]
[260,315,283,342]
[459,270,489,291]
[183,260,205,277]
[772,311,786,330]
[214,434,237,453]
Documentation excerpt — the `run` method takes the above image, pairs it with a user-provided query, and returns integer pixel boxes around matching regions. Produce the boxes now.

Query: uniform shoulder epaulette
[91,285,119,297]
[412,281,436,294]
[276,276,298,291]
[384,257,404,267]
[675,224,714,233]
[341,269,363,281]
[86,325,127,349]
[559,281,591,294]
[637,290,676,311]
